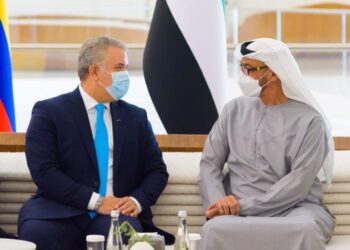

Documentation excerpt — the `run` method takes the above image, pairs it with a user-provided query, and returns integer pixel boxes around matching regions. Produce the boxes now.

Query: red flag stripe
[0,99,13,132]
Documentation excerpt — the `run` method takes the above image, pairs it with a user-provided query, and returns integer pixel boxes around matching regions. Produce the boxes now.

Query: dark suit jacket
[18,88,173,242]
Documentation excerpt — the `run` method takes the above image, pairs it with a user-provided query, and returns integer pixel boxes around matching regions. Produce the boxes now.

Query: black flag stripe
[143,0,218,134]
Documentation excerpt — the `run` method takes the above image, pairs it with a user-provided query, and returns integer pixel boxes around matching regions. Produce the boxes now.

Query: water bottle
[174,210,190,250]
[106,210,123,250]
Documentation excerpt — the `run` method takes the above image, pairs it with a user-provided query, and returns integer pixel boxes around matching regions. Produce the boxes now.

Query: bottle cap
[178,210,187,217]
[86,235,105,242]
[111,210,120,217]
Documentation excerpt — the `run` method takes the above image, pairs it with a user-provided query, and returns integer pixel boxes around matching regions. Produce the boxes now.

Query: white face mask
[237,68,273,97]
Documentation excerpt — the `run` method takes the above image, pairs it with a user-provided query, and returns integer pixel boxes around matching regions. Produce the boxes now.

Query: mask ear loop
[96,67,112,89]
[97,80,106,89]
[259,69,275,90]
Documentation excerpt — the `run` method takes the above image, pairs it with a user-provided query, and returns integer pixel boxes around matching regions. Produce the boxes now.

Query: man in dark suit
[18,36,173,249]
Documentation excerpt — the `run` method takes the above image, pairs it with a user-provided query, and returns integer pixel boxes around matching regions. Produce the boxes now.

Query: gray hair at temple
[78,36,128,81]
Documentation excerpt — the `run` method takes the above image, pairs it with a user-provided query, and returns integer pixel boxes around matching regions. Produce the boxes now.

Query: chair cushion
[1,151,350,239]
[326,235,350,250]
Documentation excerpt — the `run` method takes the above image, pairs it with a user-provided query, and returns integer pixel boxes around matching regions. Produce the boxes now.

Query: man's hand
[205,203,220,219]
[114,197,139,217]
[205,195,240,219]
[97,196,120,215]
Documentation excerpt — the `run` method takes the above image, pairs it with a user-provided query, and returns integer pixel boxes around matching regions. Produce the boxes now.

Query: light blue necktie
[90,104,109,218]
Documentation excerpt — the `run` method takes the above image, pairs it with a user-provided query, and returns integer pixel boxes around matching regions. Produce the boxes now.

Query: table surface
[0,239,36,249]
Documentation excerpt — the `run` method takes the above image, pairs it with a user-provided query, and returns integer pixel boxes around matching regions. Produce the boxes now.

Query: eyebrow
[241,63,254,68]
[114,63,127,68]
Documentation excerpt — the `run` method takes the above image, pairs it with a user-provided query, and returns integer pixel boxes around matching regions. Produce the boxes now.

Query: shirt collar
[79,84,110,111]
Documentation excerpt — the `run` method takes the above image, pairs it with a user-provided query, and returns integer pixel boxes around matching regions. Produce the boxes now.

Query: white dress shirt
[79,85,142,214]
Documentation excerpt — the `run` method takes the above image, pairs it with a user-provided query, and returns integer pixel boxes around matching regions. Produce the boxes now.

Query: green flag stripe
[221,0,226,18]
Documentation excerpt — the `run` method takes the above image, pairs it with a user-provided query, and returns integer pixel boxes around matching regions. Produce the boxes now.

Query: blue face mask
[99,69,130,101]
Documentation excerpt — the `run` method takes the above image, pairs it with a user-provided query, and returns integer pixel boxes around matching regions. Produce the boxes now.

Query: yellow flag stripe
[0,0,10,43]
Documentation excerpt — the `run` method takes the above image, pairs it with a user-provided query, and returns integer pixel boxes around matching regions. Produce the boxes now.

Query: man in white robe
[198,38,336,250]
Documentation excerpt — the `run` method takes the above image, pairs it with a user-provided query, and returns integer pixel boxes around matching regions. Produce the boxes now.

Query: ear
[88,64,99,81]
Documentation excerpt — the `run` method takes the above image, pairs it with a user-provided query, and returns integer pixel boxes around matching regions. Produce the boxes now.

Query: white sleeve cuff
[130,196,142,214]
[88,192,100,210]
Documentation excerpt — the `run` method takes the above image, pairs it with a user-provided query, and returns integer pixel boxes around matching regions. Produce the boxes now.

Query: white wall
[7,0,156,21]
[230,0,350,8]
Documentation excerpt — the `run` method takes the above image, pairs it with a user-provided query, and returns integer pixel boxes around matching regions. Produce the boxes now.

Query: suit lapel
[68,88,98,172]
[111,101,126,171]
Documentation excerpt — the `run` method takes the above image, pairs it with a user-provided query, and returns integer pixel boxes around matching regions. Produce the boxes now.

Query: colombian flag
[0,0,16,132]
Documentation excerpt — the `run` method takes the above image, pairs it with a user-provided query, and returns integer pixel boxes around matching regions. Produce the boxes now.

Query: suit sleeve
[239,117,329,216]
[130,111,169,210]
[25,101,95,210]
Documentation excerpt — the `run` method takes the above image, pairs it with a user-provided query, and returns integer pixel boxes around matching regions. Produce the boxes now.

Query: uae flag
[144,0,227,134]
